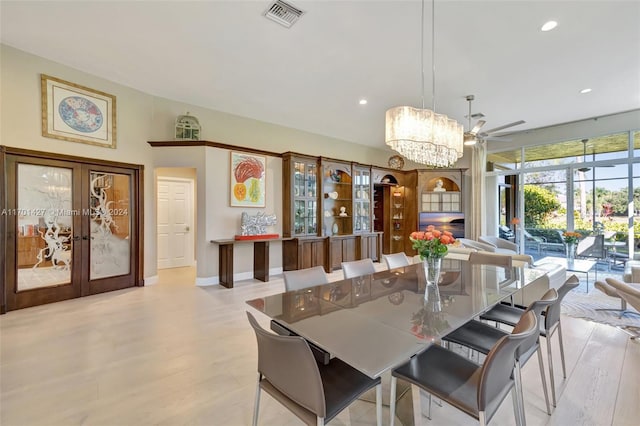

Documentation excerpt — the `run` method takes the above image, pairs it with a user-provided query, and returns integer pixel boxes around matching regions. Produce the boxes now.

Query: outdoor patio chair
[523,230,545,254]
[576,235,606,263]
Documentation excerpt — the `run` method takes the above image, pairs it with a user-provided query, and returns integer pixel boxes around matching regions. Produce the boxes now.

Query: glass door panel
[354,168,371,233]
[89,172,131,280]
[305,163,317,199]
[523,170,567,257]
[293,161,305,197]
[17,164,74,291]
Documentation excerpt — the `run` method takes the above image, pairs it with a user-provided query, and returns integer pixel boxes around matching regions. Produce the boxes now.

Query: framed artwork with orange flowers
[230,152,266,207]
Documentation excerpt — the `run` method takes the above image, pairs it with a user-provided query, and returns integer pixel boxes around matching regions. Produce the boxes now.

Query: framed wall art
[230,152,266,207]
[41,74,117,148]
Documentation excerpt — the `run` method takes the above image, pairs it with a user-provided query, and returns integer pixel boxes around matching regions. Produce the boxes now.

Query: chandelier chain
[384,0,464,167]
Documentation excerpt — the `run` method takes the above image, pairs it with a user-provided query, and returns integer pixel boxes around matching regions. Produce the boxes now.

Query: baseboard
[195,267,283,287]
[144,275,159,286]
[196,276,219,286]
[270,266,283,276]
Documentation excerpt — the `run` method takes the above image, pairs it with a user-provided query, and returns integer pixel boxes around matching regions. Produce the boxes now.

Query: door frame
[1,146,144,313]
[156,176,195,270]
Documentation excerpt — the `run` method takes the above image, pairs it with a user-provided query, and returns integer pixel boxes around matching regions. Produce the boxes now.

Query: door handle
[185,226,190,232]
[73,236,81,241]
[82,236,89,240]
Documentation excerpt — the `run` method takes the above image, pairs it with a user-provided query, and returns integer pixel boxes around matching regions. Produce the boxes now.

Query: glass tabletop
[247,261,546,378]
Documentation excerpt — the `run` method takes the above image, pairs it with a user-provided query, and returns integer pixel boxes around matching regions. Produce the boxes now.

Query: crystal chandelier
[385,0,463,167]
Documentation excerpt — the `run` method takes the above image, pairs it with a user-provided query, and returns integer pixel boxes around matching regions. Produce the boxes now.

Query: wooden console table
[211,238,290,288]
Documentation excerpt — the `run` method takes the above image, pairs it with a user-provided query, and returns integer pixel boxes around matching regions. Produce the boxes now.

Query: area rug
[562,290,640,333]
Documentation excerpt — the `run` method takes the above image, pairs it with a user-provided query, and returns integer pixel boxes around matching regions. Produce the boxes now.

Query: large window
[488,130,639,261]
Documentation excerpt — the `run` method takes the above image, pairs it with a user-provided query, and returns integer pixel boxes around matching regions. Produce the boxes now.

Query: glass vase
[424,283,442,312]
[422,256,443,288]
[566,243,575,263]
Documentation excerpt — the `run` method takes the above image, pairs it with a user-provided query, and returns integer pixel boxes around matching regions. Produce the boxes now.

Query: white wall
[1,45,158,281]
[3,44,425,285]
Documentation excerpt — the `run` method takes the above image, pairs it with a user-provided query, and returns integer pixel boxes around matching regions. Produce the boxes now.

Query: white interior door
[157,178,194,269]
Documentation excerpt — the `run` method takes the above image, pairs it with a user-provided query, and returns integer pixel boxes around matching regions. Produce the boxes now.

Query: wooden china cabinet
[372,168,418,256]
[282,153,383,272]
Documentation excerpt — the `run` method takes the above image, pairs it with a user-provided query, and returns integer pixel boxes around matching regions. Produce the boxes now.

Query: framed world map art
[41,74,117,148]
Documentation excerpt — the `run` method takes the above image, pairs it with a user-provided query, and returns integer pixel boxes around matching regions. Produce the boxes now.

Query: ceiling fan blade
[470,120,486,135]
[483,120,526,135]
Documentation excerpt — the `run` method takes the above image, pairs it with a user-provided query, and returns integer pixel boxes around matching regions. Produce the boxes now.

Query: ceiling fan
[577,139,591,172]
[576,138,613,172]
[463,95,526,145]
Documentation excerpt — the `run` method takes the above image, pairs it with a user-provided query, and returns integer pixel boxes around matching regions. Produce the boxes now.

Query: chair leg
[537,345,552,415]
[376,383,382,426]
[390,377,397,426]
[410,384,427,425]
[316,417,324,426]
[480,409,488,426]
[557,321,567,379]
[513,362,525,426]
[511,389,522,426]
[253,373,262,426]
[546,335,557,407]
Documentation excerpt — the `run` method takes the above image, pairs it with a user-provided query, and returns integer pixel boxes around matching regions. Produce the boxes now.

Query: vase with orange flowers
[563,231,581,262]
[410,225,456,288]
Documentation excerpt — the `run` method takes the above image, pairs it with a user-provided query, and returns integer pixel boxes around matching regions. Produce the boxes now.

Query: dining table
[246,259,546,379]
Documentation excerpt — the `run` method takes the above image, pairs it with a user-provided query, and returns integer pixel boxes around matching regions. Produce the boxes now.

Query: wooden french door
[2,148,143,312]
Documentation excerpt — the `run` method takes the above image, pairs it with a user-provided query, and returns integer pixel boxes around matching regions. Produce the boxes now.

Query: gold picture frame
[230,152,266,207]
[41,74,117,148]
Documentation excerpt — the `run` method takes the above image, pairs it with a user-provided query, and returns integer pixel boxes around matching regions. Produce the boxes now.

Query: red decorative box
[234,234,279,241]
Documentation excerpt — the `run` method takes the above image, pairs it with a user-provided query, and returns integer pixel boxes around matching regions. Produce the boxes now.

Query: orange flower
[440,235,453,245]
[409,225,456,259]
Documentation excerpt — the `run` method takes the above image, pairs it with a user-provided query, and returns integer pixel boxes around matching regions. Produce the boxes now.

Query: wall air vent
[263,0,305,28]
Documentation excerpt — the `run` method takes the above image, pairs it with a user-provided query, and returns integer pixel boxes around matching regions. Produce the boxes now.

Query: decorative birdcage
[175,112,201,140]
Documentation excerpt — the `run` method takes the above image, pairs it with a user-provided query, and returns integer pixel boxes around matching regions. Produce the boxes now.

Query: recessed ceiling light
[580,88,592,94]
[541,21,558,32]
[359,99,368,105]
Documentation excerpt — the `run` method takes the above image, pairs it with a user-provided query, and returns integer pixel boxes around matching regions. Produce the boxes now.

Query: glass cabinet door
[292,160,318,236]
[322,161,352,236]
[353,167,371,233]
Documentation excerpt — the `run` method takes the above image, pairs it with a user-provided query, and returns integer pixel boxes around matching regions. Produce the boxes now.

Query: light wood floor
[1,266,638,426]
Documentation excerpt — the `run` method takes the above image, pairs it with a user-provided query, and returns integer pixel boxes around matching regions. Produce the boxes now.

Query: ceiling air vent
[263,0,305,28]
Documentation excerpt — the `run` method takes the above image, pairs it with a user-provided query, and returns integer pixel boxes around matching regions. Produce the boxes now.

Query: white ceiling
[2,0,639,150]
